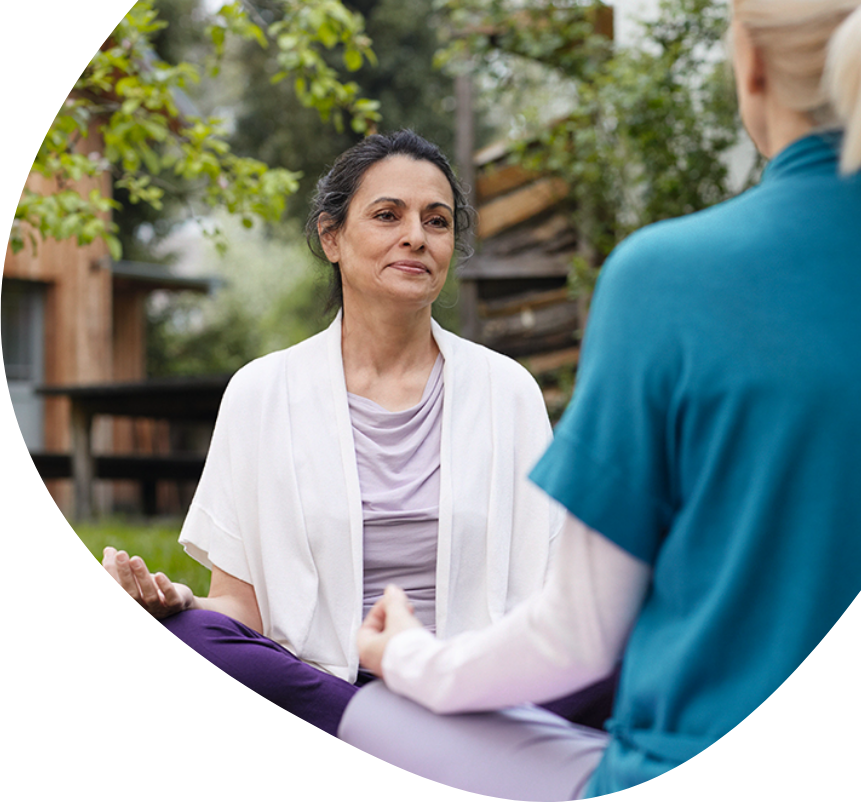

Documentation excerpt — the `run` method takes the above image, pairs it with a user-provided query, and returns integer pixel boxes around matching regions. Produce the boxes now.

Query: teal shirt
[530,133,861,796]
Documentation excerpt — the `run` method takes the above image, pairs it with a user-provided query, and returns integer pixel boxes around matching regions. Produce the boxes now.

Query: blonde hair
[734,0,861,173]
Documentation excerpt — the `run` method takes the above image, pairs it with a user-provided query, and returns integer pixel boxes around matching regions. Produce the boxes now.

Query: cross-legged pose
[102,130,618,737]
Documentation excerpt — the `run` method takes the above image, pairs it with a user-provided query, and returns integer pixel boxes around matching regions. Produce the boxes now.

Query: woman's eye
[427,216,451,229]
[375,210,396,221]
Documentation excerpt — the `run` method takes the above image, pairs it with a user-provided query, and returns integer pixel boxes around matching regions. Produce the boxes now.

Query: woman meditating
[344,3,861,798]
[101,130,574,738]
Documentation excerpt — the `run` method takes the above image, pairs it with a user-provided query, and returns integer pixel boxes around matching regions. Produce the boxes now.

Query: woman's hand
[102,546,195,619]
[357,585,423,677]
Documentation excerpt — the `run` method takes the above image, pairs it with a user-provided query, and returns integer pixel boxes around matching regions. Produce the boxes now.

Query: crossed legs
[162,609,364,737]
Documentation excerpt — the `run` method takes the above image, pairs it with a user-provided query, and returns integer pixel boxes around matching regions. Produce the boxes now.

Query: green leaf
[106,234,123,261]
[318,21,338,49]
[343,48,362,72]
[15,0,380,258]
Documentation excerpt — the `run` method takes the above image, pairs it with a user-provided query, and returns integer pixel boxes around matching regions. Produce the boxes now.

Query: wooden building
[3,128,212,516]
[458,141,587,419]
[452,6,614,419]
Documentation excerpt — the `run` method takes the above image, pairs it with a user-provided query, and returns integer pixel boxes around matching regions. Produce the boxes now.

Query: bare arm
[194,565,263,633]
[103,548,263,633]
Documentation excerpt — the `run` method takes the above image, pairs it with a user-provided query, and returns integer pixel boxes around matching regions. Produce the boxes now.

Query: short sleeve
[530,232,679,565]
[178,375,253,584]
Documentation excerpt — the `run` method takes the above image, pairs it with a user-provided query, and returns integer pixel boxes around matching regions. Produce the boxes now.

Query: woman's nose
[400,215,426,250]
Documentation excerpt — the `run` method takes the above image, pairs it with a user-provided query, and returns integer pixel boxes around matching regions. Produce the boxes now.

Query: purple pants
[163,609,618,738]
[162,609,370,736]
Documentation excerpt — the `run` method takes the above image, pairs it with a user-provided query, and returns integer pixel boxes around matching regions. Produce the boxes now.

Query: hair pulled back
[306,129,475,311]
[733,0,861,173]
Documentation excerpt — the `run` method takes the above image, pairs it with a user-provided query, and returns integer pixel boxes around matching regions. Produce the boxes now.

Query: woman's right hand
[102,546,195,619]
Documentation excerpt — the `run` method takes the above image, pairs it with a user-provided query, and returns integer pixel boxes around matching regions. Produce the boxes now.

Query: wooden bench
[31,451,207,515]
[36,375,230,518]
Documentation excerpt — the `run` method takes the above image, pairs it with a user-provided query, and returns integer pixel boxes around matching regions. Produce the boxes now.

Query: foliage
[146,213,462,378]
[227,0,461,222]
[352,0,460,152]
[143,0,465,379]
[10,0,380,259]
[146,217,331,377]
[436,0,741,294]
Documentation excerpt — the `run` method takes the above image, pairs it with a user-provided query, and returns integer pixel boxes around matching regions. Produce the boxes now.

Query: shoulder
[222,327,330,405]
[592,187,767,321]
[608,190,759,282]
[437,325,537,386]
[434,324,544,408]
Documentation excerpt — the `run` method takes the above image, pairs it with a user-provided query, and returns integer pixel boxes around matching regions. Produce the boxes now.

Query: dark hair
[306,129,475,311]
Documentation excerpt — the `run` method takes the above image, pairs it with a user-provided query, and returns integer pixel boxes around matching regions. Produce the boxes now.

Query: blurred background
[2,0,756,586]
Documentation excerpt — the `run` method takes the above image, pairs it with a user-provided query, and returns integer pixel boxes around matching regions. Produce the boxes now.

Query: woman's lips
[389,261,429,274]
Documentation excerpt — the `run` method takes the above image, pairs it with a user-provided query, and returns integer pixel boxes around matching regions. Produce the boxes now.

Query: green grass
[74,517,211,597]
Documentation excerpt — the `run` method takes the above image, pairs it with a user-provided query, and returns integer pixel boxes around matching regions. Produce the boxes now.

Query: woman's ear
[746,42,768,97]
[732,20,768,98]
[732,19,770,156]
[318,217,340,264]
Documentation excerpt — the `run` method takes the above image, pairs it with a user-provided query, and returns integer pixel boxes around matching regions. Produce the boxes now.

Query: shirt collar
[761,130,843,184]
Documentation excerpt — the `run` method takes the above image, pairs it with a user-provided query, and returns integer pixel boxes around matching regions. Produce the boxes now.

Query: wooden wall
[4,129,114,511]
[460,147,581,360]
[6,123,212,517]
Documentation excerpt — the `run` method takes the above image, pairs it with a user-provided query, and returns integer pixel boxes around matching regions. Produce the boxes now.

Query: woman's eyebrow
[369,197,453,215]
[428,202,454,215]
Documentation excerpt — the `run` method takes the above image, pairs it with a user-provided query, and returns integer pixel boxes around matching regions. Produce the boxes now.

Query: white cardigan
[180,314,563,682]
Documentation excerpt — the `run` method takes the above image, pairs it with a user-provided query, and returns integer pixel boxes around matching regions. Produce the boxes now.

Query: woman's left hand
[357,585,422,677]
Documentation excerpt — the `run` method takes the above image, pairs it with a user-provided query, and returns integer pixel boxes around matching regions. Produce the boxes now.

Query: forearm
[192,565,264,634]
[382,515,651,714]
[191,594,263,633]
[382,604,611,714]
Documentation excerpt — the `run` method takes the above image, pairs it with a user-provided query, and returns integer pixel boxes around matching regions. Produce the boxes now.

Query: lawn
[74,517,211,597]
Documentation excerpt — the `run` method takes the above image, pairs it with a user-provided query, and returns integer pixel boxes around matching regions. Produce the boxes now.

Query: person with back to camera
[344,2,861,798]
[100,129,628,738]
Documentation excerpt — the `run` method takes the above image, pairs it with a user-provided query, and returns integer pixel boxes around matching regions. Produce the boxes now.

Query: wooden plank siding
[476,176,570,239]
[475,163,540,204]
[2,121,183,515]
[452,6,613,418]
[461,164,580,360]
[4,131,114,511]
[111,284,151,510]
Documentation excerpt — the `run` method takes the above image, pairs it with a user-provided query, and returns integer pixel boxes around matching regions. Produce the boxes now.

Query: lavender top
[348,355,444,632]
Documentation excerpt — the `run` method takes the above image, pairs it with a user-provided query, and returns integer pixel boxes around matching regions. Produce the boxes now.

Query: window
[2,279,46,449]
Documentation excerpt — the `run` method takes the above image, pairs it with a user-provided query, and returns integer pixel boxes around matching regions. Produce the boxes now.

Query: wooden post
[69,401,94,520]
[142,481,158,517]
[455,69,480,342]
[455,71,476,208]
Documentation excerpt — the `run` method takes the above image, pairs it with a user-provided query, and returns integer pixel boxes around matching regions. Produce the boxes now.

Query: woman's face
[321,155,456,313]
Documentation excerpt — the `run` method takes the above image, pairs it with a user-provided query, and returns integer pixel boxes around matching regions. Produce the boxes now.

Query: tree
[143,0,466,375]
[10,0,380,259]
[144,209,334,378]
[227,0,461,221]
[437,0,743,296]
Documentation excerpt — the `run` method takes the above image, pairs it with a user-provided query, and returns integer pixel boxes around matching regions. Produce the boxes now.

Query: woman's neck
[763,95,817,160]
[340,302,440,412]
